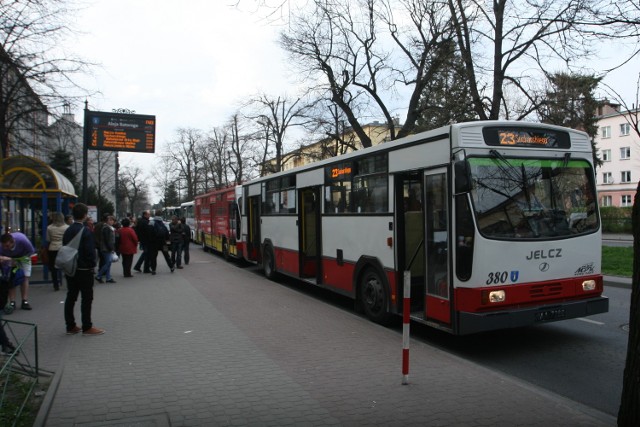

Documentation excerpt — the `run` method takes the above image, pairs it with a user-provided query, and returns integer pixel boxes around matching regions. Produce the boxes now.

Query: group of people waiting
[45,209,191,286]
[0,205,192,351]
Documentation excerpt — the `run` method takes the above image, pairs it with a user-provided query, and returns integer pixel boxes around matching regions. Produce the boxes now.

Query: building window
[621,171,631,183]
[620,147,631,160]
[602,172,613,184]
[620,123,630,136]
[622,195,632,207]
[601,195,612,207]
[601,149,611,162]
[601,126,611,138]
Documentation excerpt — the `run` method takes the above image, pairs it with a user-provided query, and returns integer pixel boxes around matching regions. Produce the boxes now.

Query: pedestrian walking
[133,210,151,273]
[117,218,138,278]
[147,210,174,275]
[46,212,69,291]
[181,217,191,265]
[169,216,185,269]
[63,203,104,336]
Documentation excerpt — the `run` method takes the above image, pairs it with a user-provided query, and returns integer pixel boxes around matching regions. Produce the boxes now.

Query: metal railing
[0,319,39,427]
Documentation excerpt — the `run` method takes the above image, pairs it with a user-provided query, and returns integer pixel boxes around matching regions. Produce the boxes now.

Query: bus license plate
[535,308,566,322]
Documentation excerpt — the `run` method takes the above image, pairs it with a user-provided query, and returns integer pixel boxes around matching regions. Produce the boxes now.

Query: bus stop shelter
[0,155,77,282]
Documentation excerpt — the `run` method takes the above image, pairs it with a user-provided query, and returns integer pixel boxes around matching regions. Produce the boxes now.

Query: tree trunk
[618,180,640,425]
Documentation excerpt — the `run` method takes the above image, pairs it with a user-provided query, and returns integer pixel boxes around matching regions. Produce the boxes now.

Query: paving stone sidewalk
[4,247,616,426]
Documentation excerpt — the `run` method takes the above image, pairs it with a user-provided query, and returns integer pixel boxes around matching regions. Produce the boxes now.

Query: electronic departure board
[85,110,156,153]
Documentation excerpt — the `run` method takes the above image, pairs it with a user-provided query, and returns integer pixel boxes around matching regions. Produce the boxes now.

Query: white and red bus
[194,186,243,260]
[238,121,607,334]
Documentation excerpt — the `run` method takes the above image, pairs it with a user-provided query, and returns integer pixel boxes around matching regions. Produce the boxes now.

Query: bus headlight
[482,289,506,304]
[489,290,506,303]
[582,280,596,291]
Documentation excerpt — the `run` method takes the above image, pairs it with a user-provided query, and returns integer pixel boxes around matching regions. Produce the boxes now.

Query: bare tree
[446,0,640,121]
[245,93,314,173]
[155,154,180,206]
[164,128,206,201]
[201,126,232,191]
[119,164,150,216]
[88,150,117,204]
[279,0,458,146]
[0,0,91,158]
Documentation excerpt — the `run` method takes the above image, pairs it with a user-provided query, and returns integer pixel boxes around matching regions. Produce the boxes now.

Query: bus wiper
[489,149,520,183]
[563,152,571,167]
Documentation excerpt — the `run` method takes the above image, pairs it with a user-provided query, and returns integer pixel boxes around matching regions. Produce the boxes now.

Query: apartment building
[595,103,639,208]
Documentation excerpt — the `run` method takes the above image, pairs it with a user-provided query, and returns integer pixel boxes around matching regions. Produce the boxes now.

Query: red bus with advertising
[194,186,243,260]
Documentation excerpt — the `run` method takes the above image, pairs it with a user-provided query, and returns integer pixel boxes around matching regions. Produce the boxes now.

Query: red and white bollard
[402,271,410,385]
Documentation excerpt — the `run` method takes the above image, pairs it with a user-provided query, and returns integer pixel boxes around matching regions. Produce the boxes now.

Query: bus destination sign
[483,127,571,149]
[85,110,156,153]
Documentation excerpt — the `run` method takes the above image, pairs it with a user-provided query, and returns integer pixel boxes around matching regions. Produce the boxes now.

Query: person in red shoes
[63,203,105,336]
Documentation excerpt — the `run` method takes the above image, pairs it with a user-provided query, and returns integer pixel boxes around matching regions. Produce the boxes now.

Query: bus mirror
[454,160,472,194]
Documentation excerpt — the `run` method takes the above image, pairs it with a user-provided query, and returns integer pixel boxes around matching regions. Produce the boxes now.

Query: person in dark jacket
[63,203,104,336]
[133,210,151,273]
[95,215,116,284]
[169,216,185,269]
[147,210,174,275]
[180,217,191,266]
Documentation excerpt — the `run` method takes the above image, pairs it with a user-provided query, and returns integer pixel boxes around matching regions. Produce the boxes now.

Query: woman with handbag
[46,212,69,291]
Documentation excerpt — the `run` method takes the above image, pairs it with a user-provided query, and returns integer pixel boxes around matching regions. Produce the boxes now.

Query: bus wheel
[263,246,276,280]
[359,268,390,324]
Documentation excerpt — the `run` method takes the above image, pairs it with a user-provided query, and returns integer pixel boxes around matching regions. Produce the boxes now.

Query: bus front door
[396,174,425,315]
[424,169,451,325]
[246,195,261,263]
[298,187,321,282]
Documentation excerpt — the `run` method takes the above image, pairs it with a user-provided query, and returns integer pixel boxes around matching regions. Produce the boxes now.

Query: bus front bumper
[457,296,609,335]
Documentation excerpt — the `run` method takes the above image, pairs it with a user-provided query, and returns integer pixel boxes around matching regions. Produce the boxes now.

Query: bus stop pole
[402,270,411,385]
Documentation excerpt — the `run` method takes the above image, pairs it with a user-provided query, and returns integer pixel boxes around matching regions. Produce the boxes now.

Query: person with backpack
[147,210,174,275]
[62,203,104,336]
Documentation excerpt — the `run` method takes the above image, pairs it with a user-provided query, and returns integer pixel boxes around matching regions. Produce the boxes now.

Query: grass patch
[602,246,633,277]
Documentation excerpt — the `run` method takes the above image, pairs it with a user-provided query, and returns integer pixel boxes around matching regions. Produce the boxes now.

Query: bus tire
[359,267,390,325]
[263,245,277,280]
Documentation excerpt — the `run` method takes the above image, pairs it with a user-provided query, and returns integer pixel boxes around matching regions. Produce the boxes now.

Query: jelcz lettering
[526,248,562,260]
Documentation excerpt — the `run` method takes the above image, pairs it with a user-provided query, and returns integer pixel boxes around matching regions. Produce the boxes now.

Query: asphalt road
[409,283,628,417]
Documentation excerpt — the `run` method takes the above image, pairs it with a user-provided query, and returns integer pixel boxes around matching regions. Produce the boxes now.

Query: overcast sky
[67,0,639,193]
[69,0,293,173]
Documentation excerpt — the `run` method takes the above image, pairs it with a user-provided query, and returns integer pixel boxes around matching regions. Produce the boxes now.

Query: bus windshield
[468,156,598,239]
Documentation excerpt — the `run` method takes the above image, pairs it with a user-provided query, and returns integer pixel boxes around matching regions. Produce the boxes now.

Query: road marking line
[576,318,604,325]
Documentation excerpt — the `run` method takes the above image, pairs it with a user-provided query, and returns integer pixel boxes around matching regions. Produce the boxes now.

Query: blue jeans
[97,251,113,280]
